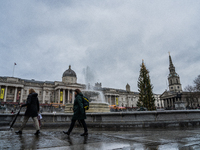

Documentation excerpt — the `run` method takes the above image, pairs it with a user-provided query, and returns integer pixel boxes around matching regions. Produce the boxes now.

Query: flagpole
[12,63,16,77]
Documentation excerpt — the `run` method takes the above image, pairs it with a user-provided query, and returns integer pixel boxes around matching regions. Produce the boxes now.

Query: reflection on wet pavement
[1,127,200,149]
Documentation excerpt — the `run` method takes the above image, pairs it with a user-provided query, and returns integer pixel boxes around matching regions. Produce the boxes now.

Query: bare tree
[184,85,199,109]
[194,75,200,92]
[184,85,194,92]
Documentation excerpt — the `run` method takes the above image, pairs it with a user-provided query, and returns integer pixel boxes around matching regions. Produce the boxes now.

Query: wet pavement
[1,126,200,150]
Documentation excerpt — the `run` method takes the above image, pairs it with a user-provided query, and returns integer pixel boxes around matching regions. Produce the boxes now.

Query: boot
[15,130,22,134]
[63,131,70,135]
[34,130,40,135]
[80,132,88,136]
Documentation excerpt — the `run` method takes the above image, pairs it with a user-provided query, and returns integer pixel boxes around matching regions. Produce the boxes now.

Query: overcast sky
[0,0,200,94]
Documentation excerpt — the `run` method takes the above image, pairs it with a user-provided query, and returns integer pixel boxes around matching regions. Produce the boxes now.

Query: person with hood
[15,89,40,135]
[63,89,88,136]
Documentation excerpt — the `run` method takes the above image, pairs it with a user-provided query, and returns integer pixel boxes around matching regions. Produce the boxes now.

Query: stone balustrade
[1,110,200,128]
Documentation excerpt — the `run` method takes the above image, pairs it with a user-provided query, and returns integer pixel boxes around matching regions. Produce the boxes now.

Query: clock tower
[168,53,182,92]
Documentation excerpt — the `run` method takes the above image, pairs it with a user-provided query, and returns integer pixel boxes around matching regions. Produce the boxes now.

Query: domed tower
[62,65,77,84]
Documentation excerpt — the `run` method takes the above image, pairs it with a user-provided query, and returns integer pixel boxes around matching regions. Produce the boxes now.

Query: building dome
[62,65,77,77]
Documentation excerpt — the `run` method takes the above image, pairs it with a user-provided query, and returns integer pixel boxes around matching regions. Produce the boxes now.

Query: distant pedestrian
[63,89,88,136]
[15,89,40,135]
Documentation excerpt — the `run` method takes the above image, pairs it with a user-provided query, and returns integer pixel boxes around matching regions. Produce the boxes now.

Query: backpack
[82,95,89,110]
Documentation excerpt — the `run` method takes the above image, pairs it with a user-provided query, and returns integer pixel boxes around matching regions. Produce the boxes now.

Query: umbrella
[10,107,22,130]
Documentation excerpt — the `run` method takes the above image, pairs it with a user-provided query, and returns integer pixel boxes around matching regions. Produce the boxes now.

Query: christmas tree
[137,60,156,110]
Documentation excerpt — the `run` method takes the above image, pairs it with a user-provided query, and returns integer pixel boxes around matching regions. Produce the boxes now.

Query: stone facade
[0,66,84,105]
[101,87,139,108]
[160,54,200,109]
[154,94,163,108]
[0,73,142,107]
[0,65,161,108]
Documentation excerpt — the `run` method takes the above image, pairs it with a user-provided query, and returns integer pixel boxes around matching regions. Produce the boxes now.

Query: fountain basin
[65,102,110,113]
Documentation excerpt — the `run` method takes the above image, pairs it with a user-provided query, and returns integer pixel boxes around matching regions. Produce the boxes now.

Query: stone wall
[1,110,200,128]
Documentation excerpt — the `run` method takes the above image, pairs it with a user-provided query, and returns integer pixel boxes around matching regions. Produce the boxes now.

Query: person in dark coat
[15,89,40,135]
[63,89,88,136]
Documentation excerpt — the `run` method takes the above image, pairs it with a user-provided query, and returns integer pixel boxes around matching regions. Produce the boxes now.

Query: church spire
[167,53,182,92]
[169,52,176,75]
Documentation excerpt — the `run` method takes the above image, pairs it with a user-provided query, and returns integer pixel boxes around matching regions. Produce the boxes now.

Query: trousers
[19,116,40,131]
[68,119,88,133]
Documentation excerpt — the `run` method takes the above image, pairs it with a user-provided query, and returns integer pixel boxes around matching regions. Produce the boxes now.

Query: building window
[176,79,178,83]
[177,86,179,89]
[171,87,173,89]
[10,89,12,94]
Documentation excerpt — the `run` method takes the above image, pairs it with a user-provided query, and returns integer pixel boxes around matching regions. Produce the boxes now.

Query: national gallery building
[0,65,83,105]
[0,65,155,108]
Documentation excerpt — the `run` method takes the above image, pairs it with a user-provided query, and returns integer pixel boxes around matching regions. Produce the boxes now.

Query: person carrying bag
[63,89,88,136]
[15,89,40,135]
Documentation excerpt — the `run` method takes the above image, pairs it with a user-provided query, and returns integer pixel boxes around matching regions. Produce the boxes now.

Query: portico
[0,83,24,103]
[55,88,75,104]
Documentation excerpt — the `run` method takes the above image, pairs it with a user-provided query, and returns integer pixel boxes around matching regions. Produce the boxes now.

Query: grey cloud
[1,0,200,94]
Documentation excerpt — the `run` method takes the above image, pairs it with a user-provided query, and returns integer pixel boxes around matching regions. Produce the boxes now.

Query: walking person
[63,89,88,136]
[15,89,40,135]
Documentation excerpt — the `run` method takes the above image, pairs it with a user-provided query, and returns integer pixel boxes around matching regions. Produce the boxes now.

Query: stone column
[110,95,111,105]
[67,90,70,104]
[72,90,75,103]
[3,86,8,102]
[63,89,65,104]
[0,86,1,101]
[169,98,172,107]
[14,87,17,102]
[162,100,164,107]
[20,88,24,103]
[42,89,45,104]
[58,89,60,103]
[168,99,171,107]
[164,99,167,108]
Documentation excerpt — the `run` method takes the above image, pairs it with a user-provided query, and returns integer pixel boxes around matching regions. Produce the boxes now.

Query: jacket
[72,92,86,120]
[22,92,40,117]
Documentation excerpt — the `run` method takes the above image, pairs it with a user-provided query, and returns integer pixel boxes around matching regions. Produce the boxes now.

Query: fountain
[65,89,110,113]
[65,66,110,113]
